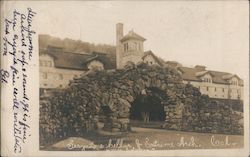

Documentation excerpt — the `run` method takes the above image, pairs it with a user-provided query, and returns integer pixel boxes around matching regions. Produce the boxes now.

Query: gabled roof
[178,66,243,85]
[120,30,146,42]
[195,71,214,77]
[178,67,202,82]
[222,74,241,80]
[142,50,165,66]
[39,46,116,70]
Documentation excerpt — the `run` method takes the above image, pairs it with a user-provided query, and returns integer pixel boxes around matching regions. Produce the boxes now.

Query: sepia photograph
[0,1,249,156]
[37,1,246,151]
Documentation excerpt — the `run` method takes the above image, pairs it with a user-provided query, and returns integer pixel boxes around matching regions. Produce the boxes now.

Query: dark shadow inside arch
[129,87,166,125]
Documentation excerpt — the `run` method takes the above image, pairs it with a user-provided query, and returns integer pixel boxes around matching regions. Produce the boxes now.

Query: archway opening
[129,87,166,128]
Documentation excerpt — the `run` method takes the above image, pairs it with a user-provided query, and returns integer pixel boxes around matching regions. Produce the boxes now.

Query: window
[47,61,52,67]
[222,88,225,92]
[206,87,209,91]
[124,43,129,52]
[59,74,63,80]
[134,42,137,50]
[40,60,53,67]
[150,61,153,65]
[214,87,216,92]
[203,77,212,83]
[42,73,47,79]
[44,83,47,86]
[231,80,238,86]
[237,89,240,94]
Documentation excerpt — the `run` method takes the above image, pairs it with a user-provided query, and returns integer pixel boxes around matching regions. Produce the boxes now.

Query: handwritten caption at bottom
[66,135,238,151]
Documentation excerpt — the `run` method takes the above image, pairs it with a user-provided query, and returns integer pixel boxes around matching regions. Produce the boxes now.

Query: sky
[5,1,249,78]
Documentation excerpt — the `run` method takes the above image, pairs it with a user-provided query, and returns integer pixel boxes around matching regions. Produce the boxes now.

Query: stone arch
[94,63,184,131]
[43,63,187,136]
[40,63,244,147]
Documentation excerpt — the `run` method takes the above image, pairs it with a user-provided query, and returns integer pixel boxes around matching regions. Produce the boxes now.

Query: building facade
[176,66,244,100]
[39,23,244,100]
[114,23,243,100]
[39,46,115,95]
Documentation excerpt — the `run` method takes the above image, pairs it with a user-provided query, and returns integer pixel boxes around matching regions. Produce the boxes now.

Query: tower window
[134,42,137,50]
[124,43,129,52]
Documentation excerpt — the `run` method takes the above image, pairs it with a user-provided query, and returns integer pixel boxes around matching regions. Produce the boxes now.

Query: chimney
[116,23,123,69]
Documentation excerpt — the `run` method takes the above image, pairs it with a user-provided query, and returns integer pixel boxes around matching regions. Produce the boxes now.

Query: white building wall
[39,54,84,89]
[143,55,159,66]
[40,67,84,89]
[121,55,143,67]
[183,80,243,100]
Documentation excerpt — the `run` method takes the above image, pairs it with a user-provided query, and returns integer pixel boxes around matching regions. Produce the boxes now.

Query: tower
[116,23,146,68]
[116,23,124,69]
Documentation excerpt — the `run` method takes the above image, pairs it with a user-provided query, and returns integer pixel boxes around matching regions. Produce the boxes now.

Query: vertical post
[116,23,123,69]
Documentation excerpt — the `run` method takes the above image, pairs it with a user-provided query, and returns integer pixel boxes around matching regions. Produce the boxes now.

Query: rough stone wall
[40,63,185,146]
[39,63,244,147]
[163,94,244,135]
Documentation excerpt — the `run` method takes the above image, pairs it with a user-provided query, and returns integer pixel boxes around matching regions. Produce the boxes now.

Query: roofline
[120,37,146,42]
[183,79,232,85]
[53,66,88,71]
[196,71,215,77]
[142,50,164,66]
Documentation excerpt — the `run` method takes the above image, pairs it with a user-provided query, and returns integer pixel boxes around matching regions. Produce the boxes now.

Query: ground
[43,126,243,151]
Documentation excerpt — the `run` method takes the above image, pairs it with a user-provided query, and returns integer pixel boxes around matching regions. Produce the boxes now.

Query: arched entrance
[129,87,167,128]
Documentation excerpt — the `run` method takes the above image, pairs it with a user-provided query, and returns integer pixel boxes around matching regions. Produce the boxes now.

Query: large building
[177,65,243,100]
[39,46,115,95]
[39,23,243,100]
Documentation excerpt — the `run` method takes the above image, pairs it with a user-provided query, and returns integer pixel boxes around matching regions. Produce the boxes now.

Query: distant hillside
[39,34,116,65]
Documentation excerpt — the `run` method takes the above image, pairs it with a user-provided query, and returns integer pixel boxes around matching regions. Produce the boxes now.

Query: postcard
[0,1,249,157]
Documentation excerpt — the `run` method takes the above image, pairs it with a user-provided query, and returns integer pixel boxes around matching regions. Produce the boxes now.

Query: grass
[43,126,244,151]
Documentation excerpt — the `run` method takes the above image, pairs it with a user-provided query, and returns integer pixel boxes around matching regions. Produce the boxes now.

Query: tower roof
[120,30,146,42]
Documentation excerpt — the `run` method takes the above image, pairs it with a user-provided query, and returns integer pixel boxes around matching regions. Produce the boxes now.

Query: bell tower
[116,23,146,68]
